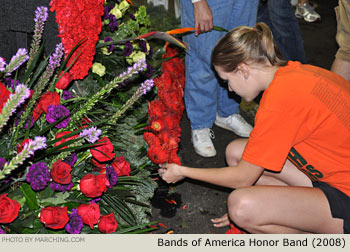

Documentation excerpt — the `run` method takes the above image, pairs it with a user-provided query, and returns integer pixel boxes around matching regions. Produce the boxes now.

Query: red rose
[91,158,106,173]
[98,213,118,233]
[0,82,11,113]
[77,203,100,229]
[40,206,69,229]
[37,92,61,114]
[54,131,78,150]
[147,145,169,164]
[56,71,73,90]
[111,156,131,177]
[80,173,109,198]
[17,139,32,153]
[51,160,72,184]
[90,137,115,162]
[0,194,21,223]
[33,91,60,121]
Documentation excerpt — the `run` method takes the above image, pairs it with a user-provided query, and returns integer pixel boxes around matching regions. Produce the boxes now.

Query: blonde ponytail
[211,22,287,72]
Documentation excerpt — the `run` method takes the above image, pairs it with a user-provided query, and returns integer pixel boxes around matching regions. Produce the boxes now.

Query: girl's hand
[158,163,185,184]
[211,213,230,227]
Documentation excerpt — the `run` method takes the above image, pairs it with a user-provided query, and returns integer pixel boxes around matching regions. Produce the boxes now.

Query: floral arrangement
[0,0,187,234]
[144,46,185,165]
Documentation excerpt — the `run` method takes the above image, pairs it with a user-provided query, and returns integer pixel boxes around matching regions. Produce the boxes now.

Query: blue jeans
[180,0,258,130]
[257,0,307,63]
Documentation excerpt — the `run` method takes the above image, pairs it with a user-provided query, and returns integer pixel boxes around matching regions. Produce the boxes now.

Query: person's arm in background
[192,0,213,36]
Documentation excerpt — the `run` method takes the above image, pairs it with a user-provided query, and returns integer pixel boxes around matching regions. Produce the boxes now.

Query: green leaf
[40,192,70,206]
[21,43,45,84]
[20,184,39,210]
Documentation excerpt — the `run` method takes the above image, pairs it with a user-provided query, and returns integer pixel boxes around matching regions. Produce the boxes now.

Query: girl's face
[214,65,262,102]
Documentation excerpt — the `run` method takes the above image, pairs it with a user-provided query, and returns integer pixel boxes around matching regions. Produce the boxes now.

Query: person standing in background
[180,0,258,157]
[257,0,307,63]
[331,0,350,82]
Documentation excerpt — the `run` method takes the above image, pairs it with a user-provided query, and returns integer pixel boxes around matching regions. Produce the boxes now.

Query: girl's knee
[225,138,247,166]
[227,189,255,228]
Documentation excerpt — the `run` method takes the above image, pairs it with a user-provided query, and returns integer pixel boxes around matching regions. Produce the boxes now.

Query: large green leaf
[20,184,39,210]
[40,192,70,206]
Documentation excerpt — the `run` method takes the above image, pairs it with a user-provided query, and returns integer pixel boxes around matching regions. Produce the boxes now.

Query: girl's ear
[237,63,250,79]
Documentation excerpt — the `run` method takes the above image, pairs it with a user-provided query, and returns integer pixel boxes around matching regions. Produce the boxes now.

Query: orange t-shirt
[242,61,350,196]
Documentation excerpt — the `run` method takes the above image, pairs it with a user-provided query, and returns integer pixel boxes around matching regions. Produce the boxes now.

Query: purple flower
[0,58,6,72]
[129,13,136,20]
[62,90,74,100]
[106,165,118,188]
[80,127,102,143]
[5,77,20,91]
[139,40,148,53]
[137,79,154,95]
[0,158,8,171]
[104,37,115,52]
[15,111,34,129]
[63,153,77,167]
[144,64,154,78]
[147,46,153,59]
[65,209,83,234]
[5,48,29,75]
[0,227,5,234]
[50,181,74,192]
[34,6,48,23]
[46,105,70,129]
[48,43,64,71]
[123,42,133,57]
[26,162,50,191]
[108,16,118,31]
[31,136,47,151]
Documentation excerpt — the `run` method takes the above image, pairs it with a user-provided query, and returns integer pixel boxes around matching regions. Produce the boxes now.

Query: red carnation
[50,0,105,80]
[90,137,115,162]
[33,91,60,121]
[40,206,69,229]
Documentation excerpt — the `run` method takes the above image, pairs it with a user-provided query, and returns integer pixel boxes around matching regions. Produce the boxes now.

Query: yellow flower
[110,5,122,19]
[118,0,130,12]
[101,47,112,56]
[126,51,146,65]
[92,62,106,77]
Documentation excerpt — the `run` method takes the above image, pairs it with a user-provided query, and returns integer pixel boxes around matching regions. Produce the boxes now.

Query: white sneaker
[191,128,216,157]
[215,113,253,137]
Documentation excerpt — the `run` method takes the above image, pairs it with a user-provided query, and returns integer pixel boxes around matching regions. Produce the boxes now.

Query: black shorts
[313,181,350,233]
